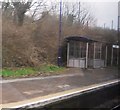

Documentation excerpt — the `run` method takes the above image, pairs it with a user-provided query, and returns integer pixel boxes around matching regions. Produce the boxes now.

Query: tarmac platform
[0,67,119,108]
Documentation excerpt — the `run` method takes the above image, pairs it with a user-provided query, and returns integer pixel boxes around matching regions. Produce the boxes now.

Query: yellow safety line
[1,79,119,109]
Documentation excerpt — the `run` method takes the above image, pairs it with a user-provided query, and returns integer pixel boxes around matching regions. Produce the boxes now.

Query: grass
[1,68,36,77]
[0,64,65,78]
[37,65,64,73]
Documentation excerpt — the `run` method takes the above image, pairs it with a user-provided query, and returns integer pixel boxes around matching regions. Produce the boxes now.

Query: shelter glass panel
[80,42,86,58]
[69,41,74,58]
[74,41,80,58]
[95,43,101,59]
[88,43,94,59]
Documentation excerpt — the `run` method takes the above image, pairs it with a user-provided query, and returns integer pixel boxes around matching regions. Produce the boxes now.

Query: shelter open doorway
[111,44,119,66]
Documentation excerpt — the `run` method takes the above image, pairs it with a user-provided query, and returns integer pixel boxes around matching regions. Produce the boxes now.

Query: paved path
[0,67,119,105]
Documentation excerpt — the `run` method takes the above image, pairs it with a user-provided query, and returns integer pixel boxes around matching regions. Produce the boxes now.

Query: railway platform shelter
[66,36,119,68]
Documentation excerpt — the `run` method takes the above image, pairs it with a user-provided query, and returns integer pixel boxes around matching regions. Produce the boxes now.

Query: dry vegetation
[2,14,59,67]
[2,1,118,67]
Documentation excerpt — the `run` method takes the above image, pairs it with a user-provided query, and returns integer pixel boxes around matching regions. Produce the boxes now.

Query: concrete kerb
[1,79,120,109]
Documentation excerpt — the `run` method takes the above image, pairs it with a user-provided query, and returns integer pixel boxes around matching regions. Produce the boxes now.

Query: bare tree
[62,2,95,27]
[2,1,10,11]
[2,0,14,19]
[30,1,59,22]
[2,0,95,27]
[31,0,47,19]
[12,0,32,26]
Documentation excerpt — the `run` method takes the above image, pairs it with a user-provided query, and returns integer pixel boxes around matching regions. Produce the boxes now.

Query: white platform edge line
[0,73,81,84]
[2,79,120,108]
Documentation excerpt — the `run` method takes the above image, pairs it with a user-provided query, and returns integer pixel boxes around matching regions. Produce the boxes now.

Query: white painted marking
[23,90,43,95]
[1,73,83,84]
[58,84,70,89]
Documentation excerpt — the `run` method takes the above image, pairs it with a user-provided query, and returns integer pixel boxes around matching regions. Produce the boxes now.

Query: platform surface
[0,67,119,108]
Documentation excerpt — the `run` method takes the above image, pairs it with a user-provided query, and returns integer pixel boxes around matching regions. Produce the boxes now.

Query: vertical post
[79,42,81,67]
[105,45,108,67]
[93,42,96,68]
[111,20,113,30]
[0,7,1,70]
[100,43,102,60]
[104,23,106,29]
[58,0,62,66]
[111,46,113,66]
[73,41,75,67]
[86,42,89,68]
[67,42,69,67]
[118,2,120,69]
[118,16,120,68]
[117,47,119,65]
[78,2,81,23]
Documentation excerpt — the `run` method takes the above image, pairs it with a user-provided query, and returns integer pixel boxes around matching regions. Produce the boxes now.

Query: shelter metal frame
[66,36,119,68]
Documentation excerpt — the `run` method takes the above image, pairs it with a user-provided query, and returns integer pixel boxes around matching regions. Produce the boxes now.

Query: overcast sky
[85,2,118,30]
[54,0,119,30]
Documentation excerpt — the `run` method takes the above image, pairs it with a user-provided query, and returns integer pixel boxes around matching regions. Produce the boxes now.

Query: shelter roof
[66,36,96,42]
